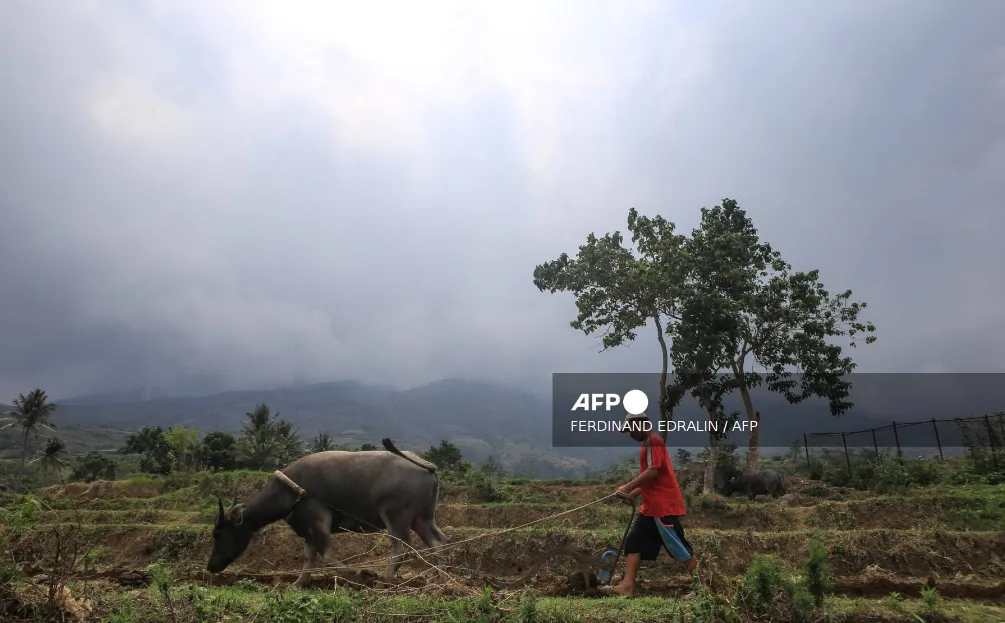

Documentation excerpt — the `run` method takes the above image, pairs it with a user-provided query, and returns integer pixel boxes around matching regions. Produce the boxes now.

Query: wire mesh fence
[803,412,1005,476]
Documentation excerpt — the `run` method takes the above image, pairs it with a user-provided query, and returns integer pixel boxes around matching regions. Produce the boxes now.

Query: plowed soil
[14,476,1005,609]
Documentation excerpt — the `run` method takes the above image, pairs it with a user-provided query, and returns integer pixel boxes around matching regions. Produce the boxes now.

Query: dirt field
[3,473,1004,622]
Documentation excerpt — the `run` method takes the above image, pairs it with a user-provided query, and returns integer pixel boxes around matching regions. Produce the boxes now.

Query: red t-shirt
[638,433,686,517]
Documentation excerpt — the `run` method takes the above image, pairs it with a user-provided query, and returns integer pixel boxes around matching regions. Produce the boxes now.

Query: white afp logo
[570,389,649,416]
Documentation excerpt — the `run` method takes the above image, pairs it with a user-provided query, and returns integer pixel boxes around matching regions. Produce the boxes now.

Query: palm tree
[309,432,335,453]
[237,403,282,470]
[31,437,68,481]
[1,388,58,492]
[275,420,304,465]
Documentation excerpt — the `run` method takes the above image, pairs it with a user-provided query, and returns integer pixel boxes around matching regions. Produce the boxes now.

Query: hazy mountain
[45,379,598,477]
[8,374,1000,477]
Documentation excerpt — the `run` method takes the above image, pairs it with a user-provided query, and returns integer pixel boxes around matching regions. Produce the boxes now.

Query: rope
[233,459,626,587]
[421,492,621,556]
[306,492,622,576]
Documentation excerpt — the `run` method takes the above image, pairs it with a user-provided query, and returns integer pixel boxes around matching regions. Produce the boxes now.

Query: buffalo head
[722,477,736,497]
[207,498,253,574]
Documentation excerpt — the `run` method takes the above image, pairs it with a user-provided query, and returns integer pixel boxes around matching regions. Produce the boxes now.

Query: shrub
[883,591,904,612]
[738,552,824,621]
[803,484,828,498]
[697,443,740,472]
[464,467,505,503]
[741,554,784,614]
[922,586,939,610]
[906,458,942,487]
[71,451,119,483]
[807,459,825,481]
[805,540,832,607]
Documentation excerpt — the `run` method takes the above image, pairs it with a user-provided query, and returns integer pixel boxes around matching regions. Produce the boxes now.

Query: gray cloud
[2,1,1003,401]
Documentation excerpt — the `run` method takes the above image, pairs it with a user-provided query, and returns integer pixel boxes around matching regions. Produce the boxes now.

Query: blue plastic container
[598,549,618,583]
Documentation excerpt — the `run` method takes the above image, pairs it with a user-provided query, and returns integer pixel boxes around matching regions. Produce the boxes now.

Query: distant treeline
[2,395,506,490]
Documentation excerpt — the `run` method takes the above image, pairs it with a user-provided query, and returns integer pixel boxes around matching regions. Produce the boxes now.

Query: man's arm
[619,467,658,495]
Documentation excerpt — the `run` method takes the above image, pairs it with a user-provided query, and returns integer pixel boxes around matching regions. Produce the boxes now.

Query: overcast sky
[2,1,1003,401]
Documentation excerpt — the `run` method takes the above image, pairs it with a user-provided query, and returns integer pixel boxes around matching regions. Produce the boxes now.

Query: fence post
[998,413,1005,446]
[985,415,999,469]
[932,418,943,460]
[872,429,879,458]
[841,433,852,478]
[803,433,811,473]
[892,421,902,459]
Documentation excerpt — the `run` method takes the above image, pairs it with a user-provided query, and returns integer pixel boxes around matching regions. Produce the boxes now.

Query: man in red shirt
[608,411,700,597]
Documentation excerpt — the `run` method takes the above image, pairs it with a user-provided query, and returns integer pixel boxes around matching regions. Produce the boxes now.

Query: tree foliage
[200,432,238,471]
[236,403,303,471]
[1,388,59,491]
[422,440,469,472]
[534,198,877,467]
[309,432,336,453]
[678,199,877,470]
[533,209,688,433]
[31,437,68,478]
[163,425,202,472]
[121,426,174,475]
[71,451,118,483]
[274,419,304,466]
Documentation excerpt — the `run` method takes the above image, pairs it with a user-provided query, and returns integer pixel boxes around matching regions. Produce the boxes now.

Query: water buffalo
[715,467,744,496]
[207,438,446,587]
[727,469,786,500]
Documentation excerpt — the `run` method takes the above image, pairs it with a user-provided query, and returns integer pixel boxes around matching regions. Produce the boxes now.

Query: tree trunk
[733,362,760,473]
[16,428,29,493]
[655,316,670,440]
[702,419,720,494]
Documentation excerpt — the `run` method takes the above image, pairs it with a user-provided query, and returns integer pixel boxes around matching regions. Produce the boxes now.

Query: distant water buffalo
[677,463,742,495]
[727,469,786,500]
[207,439,446,587]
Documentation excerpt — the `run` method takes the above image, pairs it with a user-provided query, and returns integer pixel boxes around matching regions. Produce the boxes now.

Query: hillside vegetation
[2,450,1004,622]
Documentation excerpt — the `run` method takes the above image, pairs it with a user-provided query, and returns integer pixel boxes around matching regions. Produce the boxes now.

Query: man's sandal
[598,585,633,598]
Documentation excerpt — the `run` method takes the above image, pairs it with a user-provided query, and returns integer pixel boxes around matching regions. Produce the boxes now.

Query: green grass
[4,472,1005,622]
[32,485,1005,534]
[18,580,1005,623]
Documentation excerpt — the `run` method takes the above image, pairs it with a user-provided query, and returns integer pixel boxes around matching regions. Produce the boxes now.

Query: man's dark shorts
[623,513,694,562]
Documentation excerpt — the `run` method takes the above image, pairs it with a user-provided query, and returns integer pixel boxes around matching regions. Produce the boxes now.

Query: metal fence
[803,412,1005,476]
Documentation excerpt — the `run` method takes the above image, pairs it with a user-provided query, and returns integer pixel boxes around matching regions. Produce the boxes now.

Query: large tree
[31,437,69,481]
[72,451,118,483]
[422,440,469,472]
[683,199,877,471]
[237,403,281,470]
[121,426,174,475]
[274,420,304,466]
[533,209,688,435]
[309,432,336,453]
[163,425,202,472]
[1,388,58,492]
[236,403,301,470]
[200,431,238,471]
[668,291,743,492]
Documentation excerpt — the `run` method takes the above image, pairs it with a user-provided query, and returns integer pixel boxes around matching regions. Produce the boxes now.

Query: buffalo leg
[411,515,445,574]
[316,538,353,577]
[295,543,318,587]
[412,516,445,549]
[295,512,349,587]
[379,511,412,587]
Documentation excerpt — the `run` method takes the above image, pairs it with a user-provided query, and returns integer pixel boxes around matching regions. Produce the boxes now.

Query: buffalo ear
[231,503,245,525]
[216,498,225,525]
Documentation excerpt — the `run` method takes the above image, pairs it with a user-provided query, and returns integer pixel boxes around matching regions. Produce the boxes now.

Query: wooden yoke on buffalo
[274,470,307,502]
